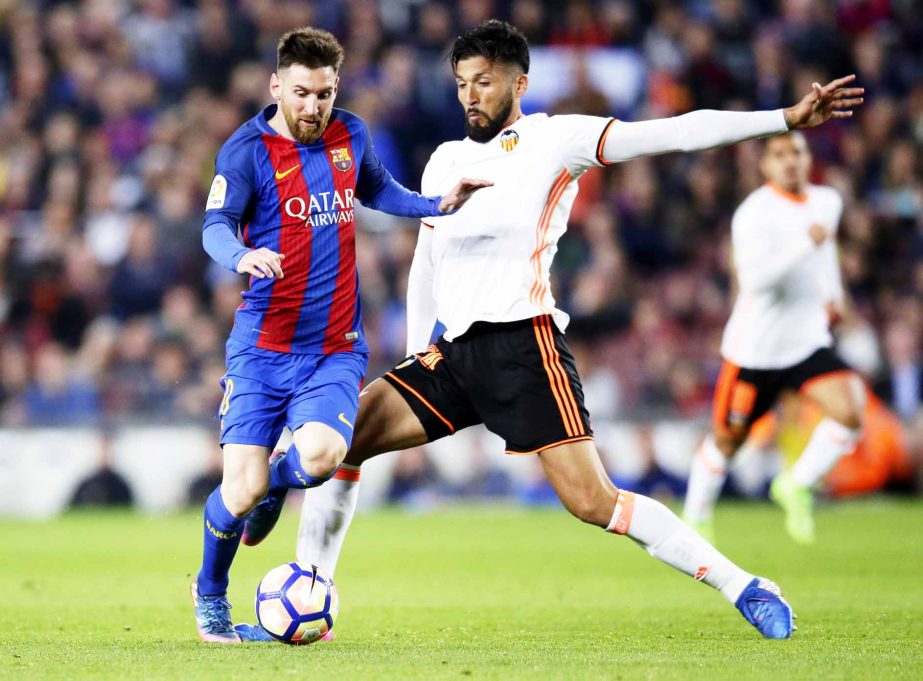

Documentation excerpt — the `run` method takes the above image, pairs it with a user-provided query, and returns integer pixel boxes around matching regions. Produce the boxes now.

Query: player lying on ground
[239,20,863,642]
[683,132,865,545]
[192,26,489,643]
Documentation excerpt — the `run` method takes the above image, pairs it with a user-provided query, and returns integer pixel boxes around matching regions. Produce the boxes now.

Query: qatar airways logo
[284,189,355,227]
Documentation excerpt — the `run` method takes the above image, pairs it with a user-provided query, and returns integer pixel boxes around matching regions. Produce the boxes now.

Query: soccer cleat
[241,450,289,547]
[770,471,815,545]
[191,581,241,643]
[234,623,275,643]
[735,577,795,639]
[684,516,716,545]
[232,623,335,643]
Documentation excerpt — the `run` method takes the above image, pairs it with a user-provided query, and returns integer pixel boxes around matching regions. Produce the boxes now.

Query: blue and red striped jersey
[203,105,443,355]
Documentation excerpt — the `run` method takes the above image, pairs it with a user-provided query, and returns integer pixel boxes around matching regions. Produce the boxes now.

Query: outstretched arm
[357,134,491,217]
[601,75,863,163]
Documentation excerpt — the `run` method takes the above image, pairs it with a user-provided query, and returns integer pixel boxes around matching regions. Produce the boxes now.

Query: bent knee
[831,410,863,431]
[713,432,744,459]
[222,478,269,516]
[299,443,347,480]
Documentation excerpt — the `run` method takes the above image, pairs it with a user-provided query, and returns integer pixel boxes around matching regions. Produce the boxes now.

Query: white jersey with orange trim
[405,108,788,354]
[415,113,612,345]
[720,183,844,369]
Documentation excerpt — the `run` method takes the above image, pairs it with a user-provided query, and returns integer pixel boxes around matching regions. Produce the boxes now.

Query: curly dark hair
[450,20,529,74]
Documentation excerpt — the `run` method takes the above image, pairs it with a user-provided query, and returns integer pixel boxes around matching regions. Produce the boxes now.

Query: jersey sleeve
[201,138,258,271]
[545,114,615,174]
[418,149,448,228]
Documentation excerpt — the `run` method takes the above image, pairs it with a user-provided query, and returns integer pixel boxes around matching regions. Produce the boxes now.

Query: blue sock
[268,444,335,493]
[196,486,244,596]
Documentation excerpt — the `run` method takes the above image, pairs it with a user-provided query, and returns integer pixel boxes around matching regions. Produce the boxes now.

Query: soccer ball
[255,562,338,644]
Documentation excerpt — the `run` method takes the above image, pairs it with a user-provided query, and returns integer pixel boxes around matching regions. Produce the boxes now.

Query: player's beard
[281,101,330,145]
[465,92,514,143]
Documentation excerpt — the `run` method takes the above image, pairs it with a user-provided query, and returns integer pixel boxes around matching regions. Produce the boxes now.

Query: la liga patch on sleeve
[206,174,227,209]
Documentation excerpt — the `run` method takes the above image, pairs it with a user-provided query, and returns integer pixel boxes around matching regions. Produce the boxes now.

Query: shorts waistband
[453,315,553,342]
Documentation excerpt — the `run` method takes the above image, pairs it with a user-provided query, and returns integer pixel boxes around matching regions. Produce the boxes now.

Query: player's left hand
[438,178,493,214]
[783,74,864,129]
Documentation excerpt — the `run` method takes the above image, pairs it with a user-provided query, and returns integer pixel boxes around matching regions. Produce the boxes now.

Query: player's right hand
[809,224,829,245]
[238,248,285,279]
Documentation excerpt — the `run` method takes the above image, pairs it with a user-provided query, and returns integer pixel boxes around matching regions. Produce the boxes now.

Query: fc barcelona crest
[330,147,353,172]
[500,129,519,152]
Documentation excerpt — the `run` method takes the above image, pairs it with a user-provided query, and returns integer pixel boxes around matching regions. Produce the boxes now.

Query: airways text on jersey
[283,189,355,228]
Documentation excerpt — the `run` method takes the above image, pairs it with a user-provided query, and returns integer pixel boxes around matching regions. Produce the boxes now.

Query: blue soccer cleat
[234,623,275,643]
[191,581,241,643]
[242,450,289,547]
[735,577,795,639]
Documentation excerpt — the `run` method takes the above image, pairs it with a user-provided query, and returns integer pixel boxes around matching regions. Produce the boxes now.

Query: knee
[565,490,615,528]
[832,410,863,432]
[713,432,743,459]
[221,476,269,517]
[299,442,347,481]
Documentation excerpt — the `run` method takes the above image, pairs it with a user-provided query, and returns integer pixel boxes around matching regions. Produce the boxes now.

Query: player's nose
[303,95,318,115]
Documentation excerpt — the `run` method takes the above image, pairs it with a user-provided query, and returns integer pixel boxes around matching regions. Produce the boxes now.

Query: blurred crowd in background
[0,1,921,493]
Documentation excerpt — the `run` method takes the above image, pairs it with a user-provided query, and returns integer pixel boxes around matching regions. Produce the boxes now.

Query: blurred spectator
[69,438,134,508]
[875,321,923,420]
[21,343,100,426]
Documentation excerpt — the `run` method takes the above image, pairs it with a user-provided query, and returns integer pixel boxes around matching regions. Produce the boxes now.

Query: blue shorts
[218,338,368,449]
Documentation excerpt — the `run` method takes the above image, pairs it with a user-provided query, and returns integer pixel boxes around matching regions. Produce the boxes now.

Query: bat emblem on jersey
[274,163,301,180]
[330,147,353,172]
[500,129,519,152]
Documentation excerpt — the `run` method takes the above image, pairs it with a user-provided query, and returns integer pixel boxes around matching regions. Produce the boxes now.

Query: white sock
[682,435,729,523]
[791,418,861,488]
[608,490,754,603]
[296,465,361,577]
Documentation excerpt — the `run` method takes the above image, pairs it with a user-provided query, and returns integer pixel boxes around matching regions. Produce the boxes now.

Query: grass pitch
[1,499,921,680]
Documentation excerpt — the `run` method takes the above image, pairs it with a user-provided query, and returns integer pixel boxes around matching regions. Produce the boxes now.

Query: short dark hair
[450,20,529,74]
[277,27,345,72]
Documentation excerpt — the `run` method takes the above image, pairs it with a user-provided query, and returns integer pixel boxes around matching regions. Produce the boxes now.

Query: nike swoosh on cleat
[275,164,301,180]
[338,412,354,429]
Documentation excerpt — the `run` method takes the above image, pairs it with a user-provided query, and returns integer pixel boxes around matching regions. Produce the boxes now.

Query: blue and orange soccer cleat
[241,450,288,547]
[191,581,241,643]
[735,577,795,639]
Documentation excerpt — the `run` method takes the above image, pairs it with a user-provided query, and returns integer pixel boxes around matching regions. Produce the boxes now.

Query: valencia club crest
[330,147,353,172]
[500,129,519,152]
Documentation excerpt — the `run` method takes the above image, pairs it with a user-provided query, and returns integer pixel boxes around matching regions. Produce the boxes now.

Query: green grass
[1,499,921,680]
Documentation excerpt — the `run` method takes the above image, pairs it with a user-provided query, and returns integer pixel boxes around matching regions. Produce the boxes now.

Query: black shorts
[713,347,853,436]
[383,315,593,454]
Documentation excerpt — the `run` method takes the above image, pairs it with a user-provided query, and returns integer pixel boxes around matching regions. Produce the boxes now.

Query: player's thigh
[468,316,592,454]
[801,371,865,428]
[344,377,431,466]
[221,443,273,514]
[538,439,619,527]
[351,347,480,466]
[711,359,779,455]
[287,351,367,463]
[219,339,290,448]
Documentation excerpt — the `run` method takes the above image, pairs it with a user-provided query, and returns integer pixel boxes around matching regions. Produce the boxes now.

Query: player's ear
[270,72,281,101]
[514,73,528,98]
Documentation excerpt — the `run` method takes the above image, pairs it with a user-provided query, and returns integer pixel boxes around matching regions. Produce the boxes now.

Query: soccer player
[244,20,863,640]
[682,132,865,545]
[192,27,488,643]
